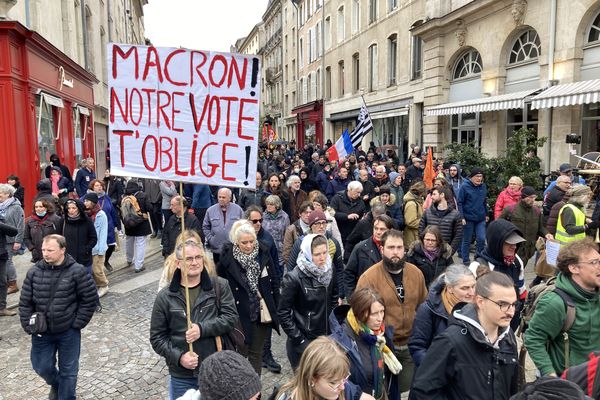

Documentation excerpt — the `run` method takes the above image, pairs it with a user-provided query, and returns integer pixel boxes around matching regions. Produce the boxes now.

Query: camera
[565,133,581,144]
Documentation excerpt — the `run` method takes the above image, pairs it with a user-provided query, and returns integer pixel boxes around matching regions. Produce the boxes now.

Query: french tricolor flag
[326,129,354,162]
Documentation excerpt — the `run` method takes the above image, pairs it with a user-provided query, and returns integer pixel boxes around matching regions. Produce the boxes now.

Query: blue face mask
[36,211,47,217]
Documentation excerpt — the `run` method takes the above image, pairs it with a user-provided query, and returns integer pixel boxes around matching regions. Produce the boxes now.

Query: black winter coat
[217,243,280,344]
[344,237,382,297]
[161,213,202,256]
[149,269,238,379]
[406,242,454,287]
[278,263,339,344]
[330,191,366,246]
[409,304,519,400]
[24,213,63,262]
[418,205,463,253]
[0,221,18,260]
[123,180,152,236]
[62,201,97,267]
[19,254,98,334]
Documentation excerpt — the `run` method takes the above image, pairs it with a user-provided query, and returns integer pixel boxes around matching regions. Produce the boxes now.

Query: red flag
[423,147,435,189]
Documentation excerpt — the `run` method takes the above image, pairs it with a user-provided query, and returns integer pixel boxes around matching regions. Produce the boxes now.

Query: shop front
[292,100,323,148]
[0,21,97,211]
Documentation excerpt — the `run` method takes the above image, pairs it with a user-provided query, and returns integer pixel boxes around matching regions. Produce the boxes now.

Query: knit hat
[469,167,484,178]
[84,192,99,204]
[509,376,587,400]
[521,186,537,199]
[307,210,328,226]
[389,171,400,183]
[198,350,261,400]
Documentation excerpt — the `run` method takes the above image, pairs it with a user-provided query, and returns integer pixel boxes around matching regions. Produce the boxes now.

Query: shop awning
[531,79,600,109]
[41,92,64,108]
[425,89,540,116]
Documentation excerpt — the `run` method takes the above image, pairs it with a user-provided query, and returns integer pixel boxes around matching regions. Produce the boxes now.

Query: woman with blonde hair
[276,336,372,400]
[157,230,214,291]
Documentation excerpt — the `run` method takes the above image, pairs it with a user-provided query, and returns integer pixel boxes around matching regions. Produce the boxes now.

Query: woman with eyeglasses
[278,234,339,370]
[408,264,476,368]
[275,336,372,400]
[262,194,290,268]
[217,220,280,375]
[405,226,454,287]
[329,288,402,400]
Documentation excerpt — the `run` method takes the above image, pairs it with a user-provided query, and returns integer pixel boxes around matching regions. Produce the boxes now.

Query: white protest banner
[108,44,260,189]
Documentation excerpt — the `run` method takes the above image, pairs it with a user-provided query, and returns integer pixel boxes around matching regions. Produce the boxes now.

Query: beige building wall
[322,0,427,160]
[414,0,600,170]
[6,0,146,174]
[282,1,297,142]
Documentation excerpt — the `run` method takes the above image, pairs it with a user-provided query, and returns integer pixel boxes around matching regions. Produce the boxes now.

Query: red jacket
[494,187,521,219]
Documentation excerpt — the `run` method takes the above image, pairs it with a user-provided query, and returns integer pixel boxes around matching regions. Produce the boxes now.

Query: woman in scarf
[262,194,290,268]
[408,264,476,368]
[278,234,339,370]
[494,176,523,219]
[49,166,72,207]
[217,220,280,375]
[61,199,97,276]
[405,226,454,287]
[330,287,402,400]
[263,173,292,217]
[23,199,62,263]
[88,179,122,273]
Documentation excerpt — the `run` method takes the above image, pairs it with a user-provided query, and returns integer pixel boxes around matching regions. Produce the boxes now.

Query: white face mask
[294,168,300,174]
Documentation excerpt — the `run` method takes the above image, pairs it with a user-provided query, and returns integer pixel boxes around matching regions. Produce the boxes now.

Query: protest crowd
[4,139,600,400]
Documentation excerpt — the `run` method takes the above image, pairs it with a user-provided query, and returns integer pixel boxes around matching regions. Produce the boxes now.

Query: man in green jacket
[525,237,600,376]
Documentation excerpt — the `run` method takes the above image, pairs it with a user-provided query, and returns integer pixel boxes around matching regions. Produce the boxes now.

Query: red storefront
[0,21,97,212]
[292,100,323,148]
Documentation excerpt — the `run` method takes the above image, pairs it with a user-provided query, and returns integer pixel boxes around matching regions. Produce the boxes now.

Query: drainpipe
[25,0,30,27]
[292,0,299,144]
[107,0,112,42]
[320,1,325,146]
[545,0,557,174]
[81,0,89,70]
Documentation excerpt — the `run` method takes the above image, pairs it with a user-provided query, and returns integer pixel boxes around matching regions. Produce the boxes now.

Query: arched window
[453,49,482,80]
[588,12,600,43]
[509,29,541,64]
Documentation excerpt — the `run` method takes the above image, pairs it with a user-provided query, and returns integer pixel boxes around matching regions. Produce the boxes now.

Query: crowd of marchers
[2,141,599,400]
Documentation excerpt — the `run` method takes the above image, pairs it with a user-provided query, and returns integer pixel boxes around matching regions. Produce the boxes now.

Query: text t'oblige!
[108,44,260,187]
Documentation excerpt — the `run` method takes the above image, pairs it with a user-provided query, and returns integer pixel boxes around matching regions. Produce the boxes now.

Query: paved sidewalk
[6,235,163,309]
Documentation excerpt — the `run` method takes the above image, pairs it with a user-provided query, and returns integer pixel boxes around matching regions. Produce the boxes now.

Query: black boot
[262,352,282,374]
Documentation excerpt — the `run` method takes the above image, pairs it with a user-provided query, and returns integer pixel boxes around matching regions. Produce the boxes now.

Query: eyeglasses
[312,221,327,227]
[578,259,600,268]
[250,218,263,224]
[482,296,517,312]
[178,255,203,264]
[327,374,351,391]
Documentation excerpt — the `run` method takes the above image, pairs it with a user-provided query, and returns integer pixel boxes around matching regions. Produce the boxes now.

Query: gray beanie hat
[198,351,261,400]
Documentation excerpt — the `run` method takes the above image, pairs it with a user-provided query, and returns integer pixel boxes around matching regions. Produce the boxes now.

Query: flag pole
[178,182,193,353]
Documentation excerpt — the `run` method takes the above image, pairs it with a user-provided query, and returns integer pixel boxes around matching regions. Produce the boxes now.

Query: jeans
[0,259,7,309]
[394,345,415,394]
[461,220,486,264]
[242,322,268,375]
[169,376,198,400]
[126,235,147,270]
[31,328,81,400]
[5,243,16,281]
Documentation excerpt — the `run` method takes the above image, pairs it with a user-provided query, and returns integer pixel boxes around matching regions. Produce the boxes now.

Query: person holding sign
[150,239,238,400]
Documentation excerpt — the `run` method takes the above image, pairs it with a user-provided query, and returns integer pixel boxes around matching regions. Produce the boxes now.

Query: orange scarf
[441,287,461,315]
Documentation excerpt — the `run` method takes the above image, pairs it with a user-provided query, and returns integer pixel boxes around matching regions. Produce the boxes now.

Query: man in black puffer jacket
[419,186,463,255]
[19,234,98,400]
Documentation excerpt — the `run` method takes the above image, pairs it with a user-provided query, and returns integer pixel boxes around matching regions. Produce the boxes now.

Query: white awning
[41,92,64,108]
[531,79,600,109]
[77,105,90,116]
[425,89,540,116]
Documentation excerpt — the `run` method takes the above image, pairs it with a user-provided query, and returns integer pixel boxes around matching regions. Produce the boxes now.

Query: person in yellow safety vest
[555,184,596,244]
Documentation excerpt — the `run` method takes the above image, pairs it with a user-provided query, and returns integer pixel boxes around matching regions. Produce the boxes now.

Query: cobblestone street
[0,252,292,400]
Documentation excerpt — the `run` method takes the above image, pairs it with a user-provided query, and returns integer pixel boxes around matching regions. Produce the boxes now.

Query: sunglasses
[250,218,263,224]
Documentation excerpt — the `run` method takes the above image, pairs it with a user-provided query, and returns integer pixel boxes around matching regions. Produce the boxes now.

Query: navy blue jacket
[74,168,96,197]
[329,305,399,400]
[408,278,452,367]
[457,179,488,222]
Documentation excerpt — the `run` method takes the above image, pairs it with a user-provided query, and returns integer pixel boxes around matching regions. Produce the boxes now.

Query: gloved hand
[587,220,600,230]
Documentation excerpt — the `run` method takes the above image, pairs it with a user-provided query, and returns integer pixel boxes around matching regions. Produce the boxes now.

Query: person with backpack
[122,180,151,273]
[498,186,554,266]
[524,237,600,377]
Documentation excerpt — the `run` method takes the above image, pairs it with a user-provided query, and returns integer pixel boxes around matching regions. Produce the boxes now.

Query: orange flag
[423,147,435,189]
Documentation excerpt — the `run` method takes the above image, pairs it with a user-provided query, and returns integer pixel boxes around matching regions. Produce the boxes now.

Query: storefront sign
[108,44,260,188]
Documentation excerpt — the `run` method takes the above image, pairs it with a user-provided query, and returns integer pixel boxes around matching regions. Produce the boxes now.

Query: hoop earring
[310,382,315,387]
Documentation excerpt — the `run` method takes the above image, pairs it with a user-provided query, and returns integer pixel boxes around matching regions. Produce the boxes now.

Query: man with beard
[410,271,519,400]
[419,186,463,255]
[356,229,427,394]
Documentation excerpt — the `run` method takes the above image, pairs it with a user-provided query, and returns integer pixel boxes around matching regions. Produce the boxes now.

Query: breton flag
[327,99,373,161]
